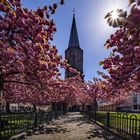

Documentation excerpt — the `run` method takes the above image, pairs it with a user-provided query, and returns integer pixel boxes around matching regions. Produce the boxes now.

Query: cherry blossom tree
[99,0,140,100]
[0,0,82,112]
[0,0,69,111]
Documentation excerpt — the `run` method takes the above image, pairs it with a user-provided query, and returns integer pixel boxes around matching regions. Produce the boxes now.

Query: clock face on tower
[65,14,83,79]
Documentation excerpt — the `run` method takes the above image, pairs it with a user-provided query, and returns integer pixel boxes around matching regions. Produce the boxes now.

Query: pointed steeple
[65,12,83,79]
[68,14,80,48]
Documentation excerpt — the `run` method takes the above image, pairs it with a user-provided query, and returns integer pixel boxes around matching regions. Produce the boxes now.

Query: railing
[83,111,140,140]
[0,111,64,139]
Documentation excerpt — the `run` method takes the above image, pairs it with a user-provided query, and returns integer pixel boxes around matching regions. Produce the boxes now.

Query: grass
[0,114,35,138]
[0,119,34,138]
[95,111,140,139]
[0,112,52,138]
[96,111,140,125]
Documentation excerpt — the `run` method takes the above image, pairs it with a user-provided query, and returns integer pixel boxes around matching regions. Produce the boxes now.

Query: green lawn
[0,118,34,138]
[95,111,140,138]
[0,113,36,138]
[96,111,140,125]
[0,112,52,138]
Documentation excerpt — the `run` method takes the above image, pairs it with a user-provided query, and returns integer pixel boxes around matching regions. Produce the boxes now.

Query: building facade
[131,93,140,111]
[98,93,140,112]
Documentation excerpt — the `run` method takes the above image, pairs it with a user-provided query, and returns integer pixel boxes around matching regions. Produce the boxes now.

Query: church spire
[68,13,80,48]
[65,12,83,79]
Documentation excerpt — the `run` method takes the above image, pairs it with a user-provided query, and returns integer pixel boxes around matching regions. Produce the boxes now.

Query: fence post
[33,104,37,128]
[107,112,110,128]
[94,110,96,122]
[6,102,10,113]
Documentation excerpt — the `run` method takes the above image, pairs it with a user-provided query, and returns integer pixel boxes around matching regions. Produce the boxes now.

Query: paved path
[26,112,122,140]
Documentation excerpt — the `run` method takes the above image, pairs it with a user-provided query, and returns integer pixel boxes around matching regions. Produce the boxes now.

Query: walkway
[26,112,122,140]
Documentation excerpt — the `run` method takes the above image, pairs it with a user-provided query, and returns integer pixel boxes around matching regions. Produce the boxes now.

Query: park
[0,0,140,140]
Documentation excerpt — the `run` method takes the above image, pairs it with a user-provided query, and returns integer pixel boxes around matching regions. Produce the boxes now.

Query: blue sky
[22,0,128,81]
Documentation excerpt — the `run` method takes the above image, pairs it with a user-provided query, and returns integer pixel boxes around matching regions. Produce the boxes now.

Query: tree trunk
[33,104,36,112]
[82,103,85,111]
[6,101,10,113]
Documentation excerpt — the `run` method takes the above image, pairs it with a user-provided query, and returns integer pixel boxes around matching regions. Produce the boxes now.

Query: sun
[111,10,119,20]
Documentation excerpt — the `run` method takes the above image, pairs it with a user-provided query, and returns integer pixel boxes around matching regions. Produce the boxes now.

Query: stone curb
[9,129,37,140]
[9,132,27,140]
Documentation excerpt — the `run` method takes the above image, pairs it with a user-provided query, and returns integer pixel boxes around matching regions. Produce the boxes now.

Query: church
[65,13,83,79]
[65,13,84,111]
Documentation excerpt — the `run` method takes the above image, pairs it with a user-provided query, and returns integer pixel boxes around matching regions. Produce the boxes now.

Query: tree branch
[4,71,19,77]
[3,80,36,86]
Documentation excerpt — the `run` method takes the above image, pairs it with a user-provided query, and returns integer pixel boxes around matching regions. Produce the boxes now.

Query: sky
[22,0,128,81]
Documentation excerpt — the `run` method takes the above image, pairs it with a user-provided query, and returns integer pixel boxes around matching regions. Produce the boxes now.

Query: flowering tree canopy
[2,0,139,108]
[97,0,140,105]
[0,0,88,106]
[0,0,70,104]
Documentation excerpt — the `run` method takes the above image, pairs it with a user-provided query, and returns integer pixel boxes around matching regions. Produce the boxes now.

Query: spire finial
[73,8,75,16]
[68,8,80,48]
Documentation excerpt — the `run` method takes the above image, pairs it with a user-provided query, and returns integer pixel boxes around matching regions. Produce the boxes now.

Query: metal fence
[83,111,140,140]
[0,111,64,139]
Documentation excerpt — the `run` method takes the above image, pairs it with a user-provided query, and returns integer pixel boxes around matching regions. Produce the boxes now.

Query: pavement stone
[25,112,123,140]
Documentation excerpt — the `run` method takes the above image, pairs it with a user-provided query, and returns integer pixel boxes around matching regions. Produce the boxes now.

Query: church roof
[68,14,80,48]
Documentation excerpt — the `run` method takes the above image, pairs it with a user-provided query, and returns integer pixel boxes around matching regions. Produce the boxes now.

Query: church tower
[65,14,83,78]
